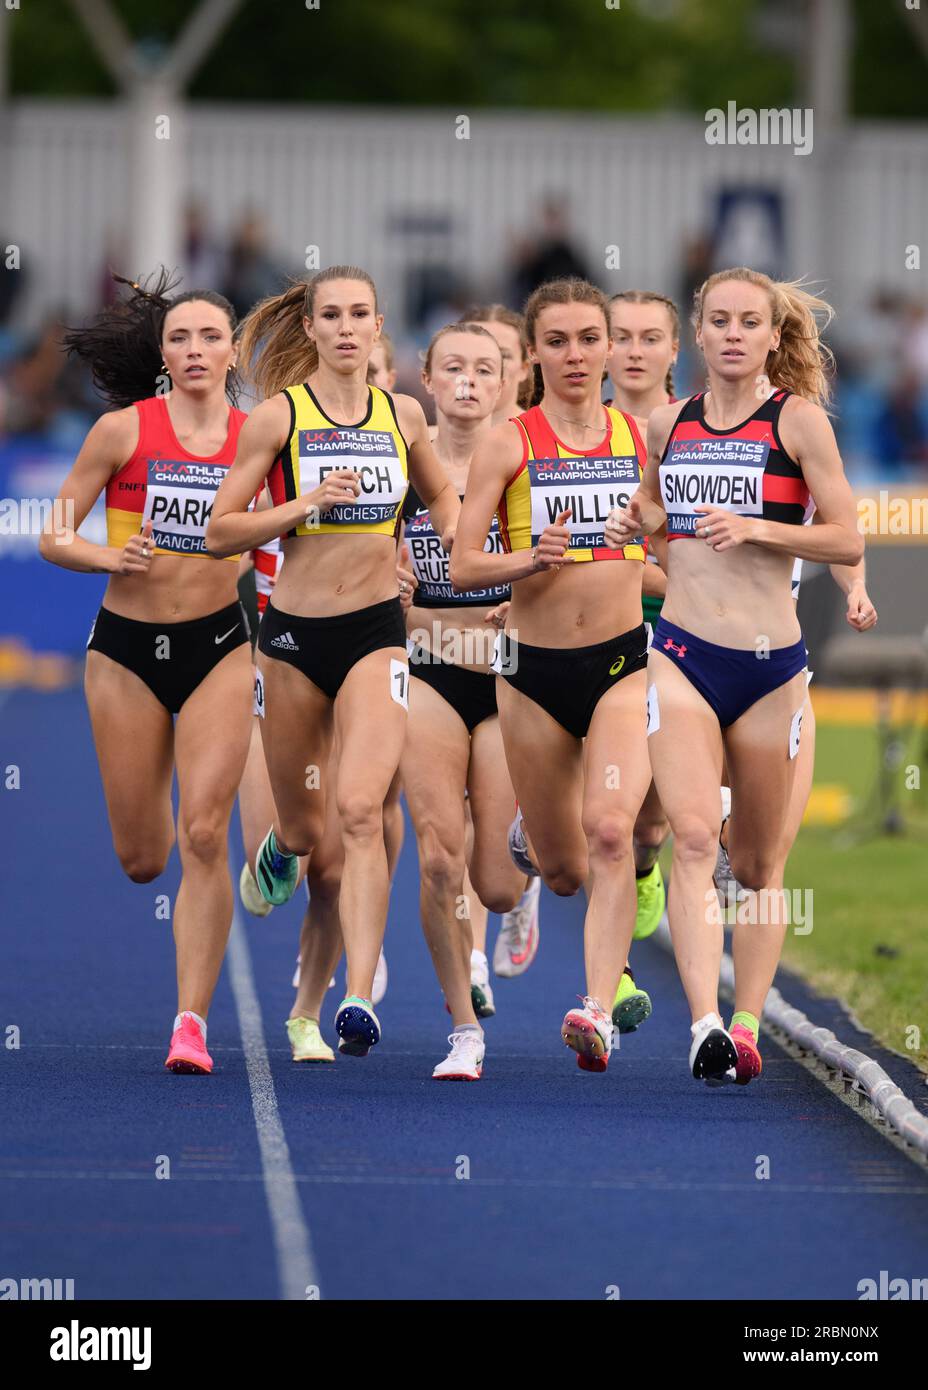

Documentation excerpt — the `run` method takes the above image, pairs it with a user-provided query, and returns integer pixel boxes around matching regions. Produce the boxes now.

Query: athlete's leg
[464,864,488,953]
[729,692,815,1020]
[646,651,725,1022]
[173,645,253,1018]
[256,653,333,857]
[581,671,652,1006]
[293,745,345,1023]
[384,766,404,881]
[334,646,408,1000]
[401,679,475,1025]
[633,778,669,874]
[84,652,175,882]
[495,679,587,896]
[238,712,310,886]
[466,715,524,915]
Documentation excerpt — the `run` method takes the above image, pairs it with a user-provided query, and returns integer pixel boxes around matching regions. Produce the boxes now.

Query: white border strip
[226,908,320,1299]
[654,916,928,1156]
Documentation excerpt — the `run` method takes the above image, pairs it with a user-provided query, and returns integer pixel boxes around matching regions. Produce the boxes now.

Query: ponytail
[63,269,240,409]
[692,267,834,409]
[238,265,379,401]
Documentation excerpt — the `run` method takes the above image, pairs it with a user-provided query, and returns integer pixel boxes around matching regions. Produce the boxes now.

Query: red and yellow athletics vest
[498,405,646,562]
[268,382,409,538]
[105,395,246,560]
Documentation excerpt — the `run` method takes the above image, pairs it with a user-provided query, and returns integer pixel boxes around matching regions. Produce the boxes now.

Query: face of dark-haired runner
[161,300,236,396]
[531,301,611,403]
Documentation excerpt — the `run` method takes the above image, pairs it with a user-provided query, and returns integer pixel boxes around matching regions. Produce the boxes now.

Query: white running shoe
[470,950,496,1018]
[713,786,743,910]
[507,809,540,878]
[689,1011,738,1082]
[432,1030,485,1081]
[240,862,273,918]
[372,949,388,1007]
[493,878,541,977]
[561,996,614,1072]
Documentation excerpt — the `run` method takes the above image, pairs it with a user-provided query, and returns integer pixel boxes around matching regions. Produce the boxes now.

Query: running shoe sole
[471,984,496,1018]
[691,1029,738,1081]
[165,1054,211,1075]
[433,1067,483,1082]
[335,1004,380,1057]
[734,1037,762,1085]
[562,1013,609,1072]
[612,988,652,1034]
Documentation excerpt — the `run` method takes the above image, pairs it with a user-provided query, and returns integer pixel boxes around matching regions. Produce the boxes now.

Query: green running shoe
[612,966,652,1033]
[632,860,665,940]
[286,1016,335,1063]
[255,826,298,906]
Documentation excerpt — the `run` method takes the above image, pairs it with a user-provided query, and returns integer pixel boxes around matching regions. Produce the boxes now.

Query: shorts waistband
[95,601,243,635]
[500,622,646,662]
[265,597,401,630]
[655,616,806,661]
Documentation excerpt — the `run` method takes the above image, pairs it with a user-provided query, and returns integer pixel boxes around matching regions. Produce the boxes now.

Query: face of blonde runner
[605,300,677,415]
[305,277,384,383]
[696,280,780,399]
[479,319,531,423]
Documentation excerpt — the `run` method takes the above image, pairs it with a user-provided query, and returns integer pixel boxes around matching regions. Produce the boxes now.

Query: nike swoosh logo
[215,625,240,645]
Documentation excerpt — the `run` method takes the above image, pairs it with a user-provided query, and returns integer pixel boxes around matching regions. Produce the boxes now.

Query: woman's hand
[605,495,644,549]
[396,542,418,612]
[533,508,573,571]
[845,581,878,631]
[301,468,361,523]
[115,519,155,576]
[692,507,761,551]
[484,600,510,629]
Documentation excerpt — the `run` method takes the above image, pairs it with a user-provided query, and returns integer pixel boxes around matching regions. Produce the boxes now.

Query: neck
[433,410,490,483]
[611,381,670,419]
[539,388,604,438]
[308,360,370,420]
[704,372,770,426]
[165,385,229,427]
[491,390,521,427]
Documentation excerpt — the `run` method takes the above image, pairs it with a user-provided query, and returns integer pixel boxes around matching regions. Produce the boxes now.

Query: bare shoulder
[85,405,139,469]
[778,393,834,456]
[646,398,684,452]
[244,392,293,446]
[391,391,427,437]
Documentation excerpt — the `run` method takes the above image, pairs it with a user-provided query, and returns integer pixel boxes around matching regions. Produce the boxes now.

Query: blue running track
[3,687,928,1300]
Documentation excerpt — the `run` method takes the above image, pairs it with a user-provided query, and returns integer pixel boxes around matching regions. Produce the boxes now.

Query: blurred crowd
[1,197,926,484]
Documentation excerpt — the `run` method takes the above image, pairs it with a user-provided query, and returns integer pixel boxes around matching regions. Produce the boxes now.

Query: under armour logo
[664,638,687,658]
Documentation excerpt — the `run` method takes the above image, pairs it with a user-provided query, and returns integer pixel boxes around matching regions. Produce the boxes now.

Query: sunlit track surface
[3,688,928,1300]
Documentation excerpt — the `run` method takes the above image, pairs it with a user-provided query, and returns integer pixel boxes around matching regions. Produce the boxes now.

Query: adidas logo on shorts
[270,631,299,651]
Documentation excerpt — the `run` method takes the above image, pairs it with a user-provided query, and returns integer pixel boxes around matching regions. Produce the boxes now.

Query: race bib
[253,668,265,719]
[406,507,510,605]
[299,428,405,526]
[143,458,225,555]
[661,434,769,538]
[390,658,409,709]
[646,684,660,737]
[528,455,642,557]
[788,703,803,759]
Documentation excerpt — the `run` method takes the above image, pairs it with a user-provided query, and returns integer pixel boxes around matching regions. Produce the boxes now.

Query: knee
[469,866,519,916]
[179,813,226,866]
[306,858,341,907]
[338,793,382,845]
[583,809,635,864]
[672,818,719,867]
[729,847,775,893]
[419,829,465,894]
[118,847,170,884]
[542,861,585,897]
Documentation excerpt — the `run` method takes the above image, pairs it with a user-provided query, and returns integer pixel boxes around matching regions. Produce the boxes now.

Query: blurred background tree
[8,0,925,117]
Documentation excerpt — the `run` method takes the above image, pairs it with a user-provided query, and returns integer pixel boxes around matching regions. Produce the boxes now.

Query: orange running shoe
[165,1013,213,1074]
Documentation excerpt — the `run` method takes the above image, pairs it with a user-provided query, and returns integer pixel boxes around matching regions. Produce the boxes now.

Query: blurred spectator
[872,368,928,476]
[181,200,224,293]
[903,302,928,385]
[221,212,289,320]
[509,196,590,304]
[0,317,93,438]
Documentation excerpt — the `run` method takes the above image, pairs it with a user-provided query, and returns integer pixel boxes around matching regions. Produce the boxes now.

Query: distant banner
[0,436,107,655]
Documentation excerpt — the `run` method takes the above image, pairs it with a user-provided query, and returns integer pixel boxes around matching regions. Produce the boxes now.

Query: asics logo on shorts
[270,631,300,651]
[609,655,626,676]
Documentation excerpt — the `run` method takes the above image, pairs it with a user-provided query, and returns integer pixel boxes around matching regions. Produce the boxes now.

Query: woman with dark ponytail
[207,266,458,1060]
[40,270,254,1075]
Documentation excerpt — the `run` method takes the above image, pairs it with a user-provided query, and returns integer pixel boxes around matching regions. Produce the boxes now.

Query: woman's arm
[810,513,878,629]
[206,395,364,558]
[693,398,864,565]
[605,403,674,548]
[38,409,150,575]
[450,421,572,591]
[396,395,460,549]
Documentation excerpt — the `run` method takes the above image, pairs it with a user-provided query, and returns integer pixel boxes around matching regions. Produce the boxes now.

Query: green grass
[780,721,928,1072]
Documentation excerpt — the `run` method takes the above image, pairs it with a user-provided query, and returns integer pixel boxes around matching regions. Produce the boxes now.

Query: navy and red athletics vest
[659,390,809,541]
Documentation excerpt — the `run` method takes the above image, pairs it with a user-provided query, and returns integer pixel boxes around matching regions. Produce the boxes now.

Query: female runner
[41,271,253,1074]
[401,321,528,1079]
[452,277,652,1072]
[602,290,680,1030]
[206,266,458,1057]
[606,267,863,1083]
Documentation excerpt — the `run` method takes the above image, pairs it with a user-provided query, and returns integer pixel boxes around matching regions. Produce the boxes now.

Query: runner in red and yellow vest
[40,273,255,1077]
[451,276,653,1074]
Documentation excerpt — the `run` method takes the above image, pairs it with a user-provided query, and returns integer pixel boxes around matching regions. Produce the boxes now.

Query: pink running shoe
[731,1023,762,1085]
[561,996,613,1073]
[165,1013,213,1074]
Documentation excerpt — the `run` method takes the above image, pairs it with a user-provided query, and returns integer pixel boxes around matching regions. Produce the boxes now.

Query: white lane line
[226,907,319,1300]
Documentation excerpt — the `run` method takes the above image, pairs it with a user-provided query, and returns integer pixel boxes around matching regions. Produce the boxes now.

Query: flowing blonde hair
[608,290,681,398]
[237,265,379,399]
[693,267,834,409]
